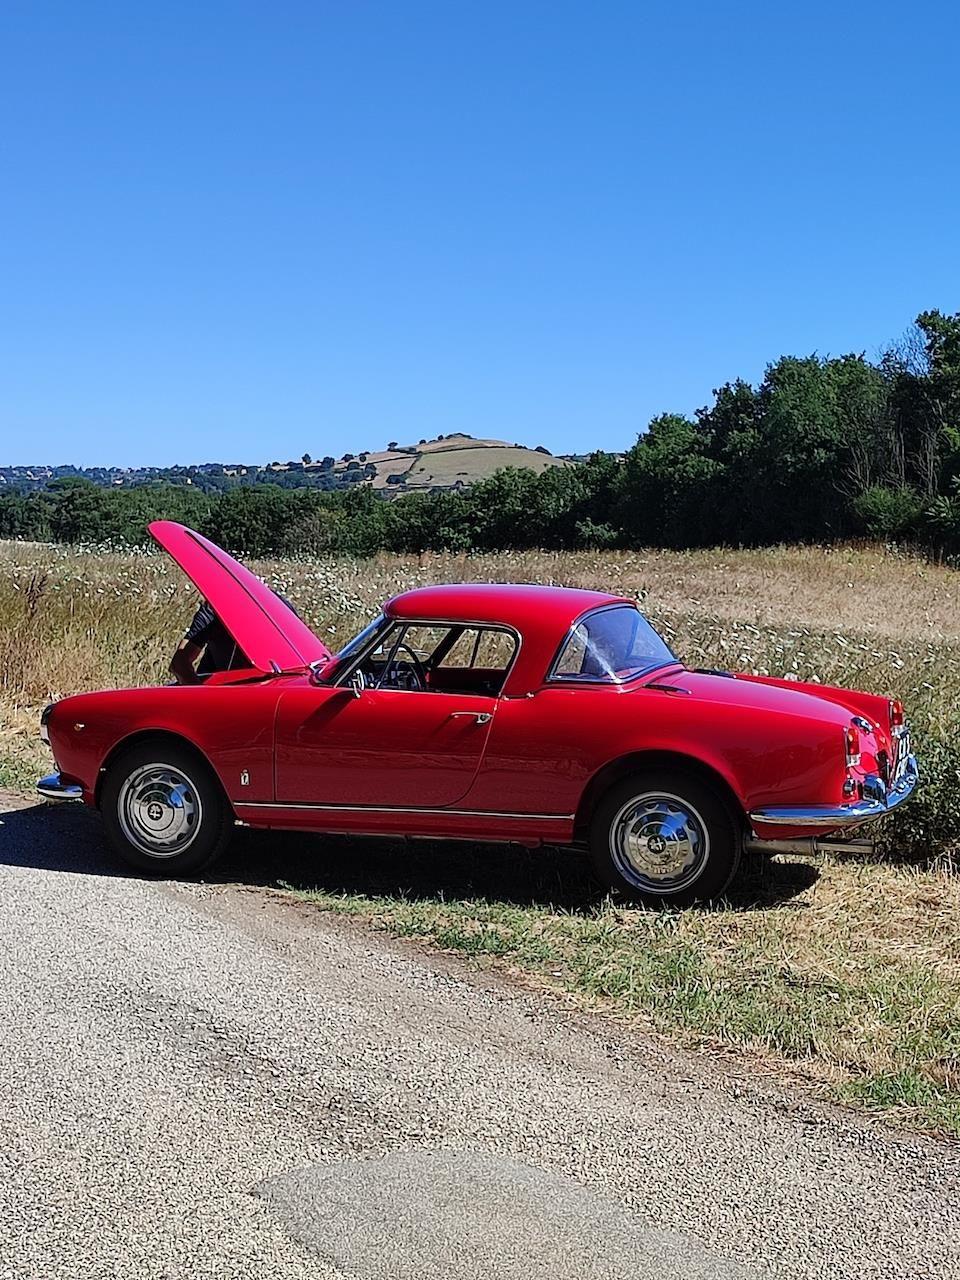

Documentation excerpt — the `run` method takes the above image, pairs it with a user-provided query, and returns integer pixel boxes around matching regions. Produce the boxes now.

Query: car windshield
[320,613,390,679]
[551,605,676,683]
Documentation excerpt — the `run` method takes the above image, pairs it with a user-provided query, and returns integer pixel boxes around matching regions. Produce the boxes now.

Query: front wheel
[101,740,233,875]
[589,771,741,907]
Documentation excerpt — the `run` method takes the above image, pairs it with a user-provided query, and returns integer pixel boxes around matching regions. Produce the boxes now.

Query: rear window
[550,606,675,683]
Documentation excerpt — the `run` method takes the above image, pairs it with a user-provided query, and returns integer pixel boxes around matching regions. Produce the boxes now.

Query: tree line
[3,308,960,558]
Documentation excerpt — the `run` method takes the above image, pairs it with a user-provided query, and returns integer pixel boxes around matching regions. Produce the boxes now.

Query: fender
[44,681,292,806]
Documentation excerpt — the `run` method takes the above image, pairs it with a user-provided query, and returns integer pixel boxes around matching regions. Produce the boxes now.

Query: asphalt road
[0,792,957,1280]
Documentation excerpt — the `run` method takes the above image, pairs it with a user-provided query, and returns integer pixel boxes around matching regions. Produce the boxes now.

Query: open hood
[149,521,332,673]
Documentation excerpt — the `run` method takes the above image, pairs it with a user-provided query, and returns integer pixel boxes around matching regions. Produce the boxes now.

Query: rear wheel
[101,740,233,875]
[589,770,741,906]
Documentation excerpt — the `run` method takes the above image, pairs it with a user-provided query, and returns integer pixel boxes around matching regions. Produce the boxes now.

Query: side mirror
[349,668,367,699]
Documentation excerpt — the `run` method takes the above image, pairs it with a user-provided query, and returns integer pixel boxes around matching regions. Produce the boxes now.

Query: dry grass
[286,847,960,1136]
[3,537,960,1133]
[4,539,958,793]
[5,538,959,683]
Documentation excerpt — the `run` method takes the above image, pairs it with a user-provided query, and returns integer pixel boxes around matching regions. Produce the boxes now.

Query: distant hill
[283,433,571,496]
[0,433,573,497]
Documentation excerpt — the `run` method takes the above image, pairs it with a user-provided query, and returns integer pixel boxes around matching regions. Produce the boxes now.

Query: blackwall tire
[100,740,233,876]
[589,770,741,907]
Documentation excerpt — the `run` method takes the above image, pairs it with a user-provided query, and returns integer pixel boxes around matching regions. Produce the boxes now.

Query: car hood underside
[149,521,333,674]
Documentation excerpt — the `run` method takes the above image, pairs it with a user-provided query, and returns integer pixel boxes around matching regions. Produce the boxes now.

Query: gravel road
[1,792,957,1279]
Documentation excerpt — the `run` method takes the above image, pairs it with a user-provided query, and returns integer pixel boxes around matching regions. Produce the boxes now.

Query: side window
[363,623,453,690]
[439,628,515,673]
[394,624,453,663]
[354,622,517,695]
[434,627,517,695]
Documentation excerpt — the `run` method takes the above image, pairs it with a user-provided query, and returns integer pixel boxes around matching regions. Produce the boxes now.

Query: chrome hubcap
[610,792,709,894]
[117,764,202,859]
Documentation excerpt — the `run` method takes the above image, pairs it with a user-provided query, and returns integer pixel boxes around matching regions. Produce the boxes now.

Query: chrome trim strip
[236,800,574,820]
[36,772,83,802]
[749,756,919,828]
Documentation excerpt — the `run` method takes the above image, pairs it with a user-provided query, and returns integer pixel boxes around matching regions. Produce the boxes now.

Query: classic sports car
[37,521,919,905]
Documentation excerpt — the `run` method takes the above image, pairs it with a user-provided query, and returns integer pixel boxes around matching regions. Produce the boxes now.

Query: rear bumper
[749,754,919,830]
[37,772,84,802]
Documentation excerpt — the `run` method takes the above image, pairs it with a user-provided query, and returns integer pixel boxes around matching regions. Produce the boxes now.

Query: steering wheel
[384,642,427,691]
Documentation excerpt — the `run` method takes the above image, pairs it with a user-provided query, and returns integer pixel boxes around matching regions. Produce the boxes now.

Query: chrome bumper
[749,754,919,829]
[37,772,84,802]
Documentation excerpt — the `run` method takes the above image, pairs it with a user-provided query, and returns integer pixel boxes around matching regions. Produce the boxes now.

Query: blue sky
[1,1,957,468]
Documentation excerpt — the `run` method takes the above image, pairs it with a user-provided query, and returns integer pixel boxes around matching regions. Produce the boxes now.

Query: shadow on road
[0,797,819,913]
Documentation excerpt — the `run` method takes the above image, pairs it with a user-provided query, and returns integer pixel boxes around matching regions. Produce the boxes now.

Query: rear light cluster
[844,724,861,768]
[889,699,906,734]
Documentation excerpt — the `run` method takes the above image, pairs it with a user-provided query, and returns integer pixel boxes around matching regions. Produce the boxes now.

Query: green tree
[569,451,622,547]
[0,491,52,540]
[695,379,761,542]
[282,504,349,554]
[385,491,471,553]
[203,485,292,556]
[884,311,960,500]
[49,480,113,543]
[731,355,887,543]
[468,469,542,549]
[615,415,721,547]
[330,485,389,556]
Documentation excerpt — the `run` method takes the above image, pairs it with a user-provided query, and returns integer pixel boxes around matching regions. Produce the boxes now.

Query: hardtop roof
[385,583,634,694]
[386,582,629,630]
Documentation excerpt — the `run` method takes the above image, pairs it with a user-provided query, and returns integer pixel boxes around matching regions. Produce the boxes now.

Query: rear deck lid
[149,521,332,673]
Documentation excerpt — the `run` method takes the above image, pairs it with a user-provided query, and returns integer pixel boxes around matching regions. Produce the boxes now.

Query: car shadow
[0,799,820,913]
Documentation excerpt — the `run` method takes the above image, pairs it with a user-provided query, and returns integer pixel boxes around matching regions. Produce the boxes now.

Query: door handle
[449,711,492,725]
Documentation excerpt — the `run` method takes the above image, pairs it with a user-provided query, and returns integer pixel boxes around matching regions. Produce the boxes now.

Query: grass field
[3,538,960,1134]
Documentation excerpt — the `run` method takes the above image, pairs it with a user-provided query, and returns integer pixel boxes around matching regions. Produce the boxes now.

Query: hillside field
[254,431,570,495]
[2,538,960,1134]
[346,433,570,494]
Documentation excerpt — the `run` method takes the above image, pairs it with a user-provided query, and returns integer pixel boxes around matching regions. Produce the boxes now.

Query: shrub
[852,485,923,540]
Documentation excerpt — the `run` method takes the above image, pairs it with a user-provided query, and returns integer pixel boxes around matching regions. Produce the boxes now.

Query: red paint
[149,521,331,672]
[274,685,498,807]
[44,527,912,849]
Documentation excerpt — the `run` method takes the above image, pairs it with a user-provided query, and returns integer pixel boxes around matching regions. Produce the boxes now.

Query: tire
[588,770,741,907]
[100,739,233,875]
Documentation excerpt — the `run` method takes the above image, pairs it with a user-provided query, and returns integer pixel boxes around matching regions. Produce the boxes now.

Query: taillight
[844,724,861,767]
[889,699,905,733]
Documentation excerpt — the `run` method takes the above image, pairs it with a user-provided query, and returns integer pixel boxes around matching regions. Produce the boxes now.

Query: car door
[274,623,504,809]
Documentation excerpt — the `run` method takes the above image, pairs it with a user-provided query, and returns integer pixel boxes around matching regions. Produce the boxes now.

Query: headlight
[40,702,54,744]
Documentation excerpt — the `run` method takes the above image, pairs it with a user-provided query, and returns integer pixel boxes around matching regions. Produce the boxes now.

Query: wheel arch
[94,729,231,811]
[574,750,747,843]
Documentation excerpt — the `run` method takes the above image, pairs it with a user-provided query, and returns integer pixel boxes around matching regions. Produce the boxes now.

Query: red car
[37,521,919,905]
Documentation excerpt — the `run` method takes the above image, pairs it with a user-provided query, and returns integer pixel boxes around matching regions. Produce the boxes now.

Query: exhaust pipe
[745,836,875,857]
